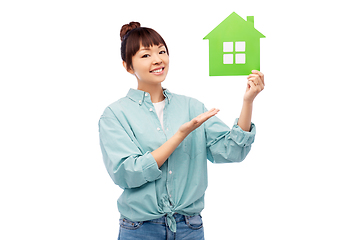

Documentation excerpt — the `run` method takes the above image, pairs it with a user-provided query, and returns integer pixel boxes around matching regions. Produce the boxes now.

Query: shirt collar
[162,88,172,103]
[126,88,172,105]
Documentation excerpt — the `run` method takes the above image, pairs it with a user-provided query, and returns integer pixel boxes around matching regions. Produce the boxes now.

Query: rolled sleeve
[99,110,162,189]
[141,152,162,182]
[229,118,256,147]
[205,115,256,163]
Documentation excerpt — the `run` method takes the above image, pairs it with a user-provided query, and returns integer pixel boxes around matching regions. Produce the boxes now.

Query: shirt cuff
[141,152,162,182]
[229,118,256,147]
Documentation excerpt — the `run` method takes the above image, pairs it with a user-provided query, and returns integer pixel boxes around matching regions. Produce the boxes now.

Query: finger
[251,70,263,77]
[205,108,219,115]
[248,80,259,90]
[246,81,251,90]
[259,72,264,86]
[197,108,219,123]
[191,118,199,125]
[208,108,220,114]
[248,78,258,87]
[202,108,219,120]
[248,79,264,93]
[248,75,264,88]
[251,70,265,86]
[247,74,259,79]
[206,108,217,113]
[210,108,220,116]
[247,77,261,87]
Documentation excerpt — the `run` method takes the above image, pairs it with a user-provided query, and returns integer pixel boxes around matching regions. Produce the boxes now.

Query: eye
[159,50,166,54]
[141,54,150,58]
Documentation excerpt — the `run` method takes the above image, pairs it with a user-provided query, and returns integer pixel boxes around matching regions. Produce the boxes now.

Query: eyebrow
[140,45,165,51]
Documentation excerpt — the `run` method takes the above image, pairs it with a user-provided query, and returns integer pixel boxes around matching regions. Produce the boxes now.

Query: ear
[123,61,134,74]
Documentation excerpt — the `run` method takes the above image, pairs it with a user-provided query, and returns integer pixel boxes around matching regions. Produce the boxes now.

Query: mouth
[150,67,165,75]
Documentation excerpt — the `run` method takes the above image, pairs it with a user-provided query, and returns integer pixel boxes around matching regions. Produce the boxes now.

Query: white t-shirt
[153,100,165,130]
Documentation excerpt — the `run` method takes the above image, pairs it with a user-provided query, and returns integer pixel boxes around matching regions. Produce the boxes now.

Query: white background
[1,0,359,239]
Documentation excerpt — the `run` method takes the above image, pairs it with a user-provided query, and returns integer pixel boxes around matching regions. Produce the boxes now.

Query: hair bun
[120,22,141,41]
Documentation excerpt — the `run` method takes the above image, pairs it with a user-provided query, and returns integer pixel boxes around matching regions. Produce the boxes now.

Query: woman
[99,21,264,239]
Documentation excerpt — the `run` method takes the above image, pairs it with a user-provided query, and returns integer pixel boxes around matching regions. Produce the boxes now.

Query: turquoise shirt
[98,89,256,232]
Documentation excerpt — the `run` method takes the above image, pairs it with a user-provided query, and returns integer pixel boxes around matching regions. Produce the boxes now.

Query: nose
[152,53,162,65]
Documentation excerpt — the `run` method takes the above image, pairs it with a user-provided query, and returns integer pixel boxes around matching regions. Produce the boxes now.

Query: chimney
[247,16,254,27]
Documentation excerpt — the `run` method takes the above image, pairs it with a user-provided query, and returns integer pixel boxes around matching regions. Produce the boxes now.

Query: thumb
[192,118,199,125]
[248,80,256,89]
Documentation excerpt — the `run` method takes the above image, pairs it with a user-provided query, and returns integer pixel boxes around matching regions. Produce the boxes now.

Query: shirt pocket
[120,218,143,230]
[181,129,204,157]
[181,134,192,157]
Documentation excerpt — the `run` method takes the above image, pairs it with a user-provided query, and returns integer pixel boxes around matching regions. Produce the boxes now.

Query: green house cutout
[203,12,265,76]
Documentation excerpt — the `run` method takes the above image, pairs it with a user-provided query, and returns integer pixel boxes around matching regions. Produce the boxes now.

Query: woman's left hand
[244,70,265,103]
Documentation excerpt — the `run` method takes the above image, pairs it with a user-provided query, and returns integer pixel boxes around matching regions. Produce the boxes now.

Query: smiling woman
[99,21,263,240]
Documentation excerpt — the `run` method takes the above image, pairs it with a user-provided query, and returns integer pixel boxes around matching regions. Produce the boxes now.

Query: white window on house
[223,42,233,52]
[235,41,246,52]
[223,54,233,64]
[223,41,246,64]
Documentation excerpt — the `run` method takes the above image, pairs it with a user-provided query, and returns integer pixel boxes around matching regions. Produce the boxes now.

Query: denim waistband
[121,213,200,232]
[147,213,185,224]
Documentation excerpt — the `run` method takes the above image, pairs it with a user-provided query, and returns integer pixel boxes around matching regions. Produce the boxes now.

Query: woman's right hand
[178,108,220,137]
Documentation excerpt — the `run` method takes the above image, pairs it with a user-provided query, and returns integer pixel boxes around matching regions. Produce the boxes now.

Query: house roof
[203,12,265,40]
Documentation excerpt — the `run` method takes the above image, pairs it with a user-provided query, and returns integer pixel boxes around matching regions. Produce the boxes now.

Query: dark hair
[120,22,169,71]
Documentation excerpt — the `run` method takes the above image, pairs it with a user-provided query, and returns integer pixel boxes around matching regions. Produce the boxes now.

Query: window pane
[223,54,233,64]
[223,42,233,52]
[235,42,246,52]
[235,54,246,64]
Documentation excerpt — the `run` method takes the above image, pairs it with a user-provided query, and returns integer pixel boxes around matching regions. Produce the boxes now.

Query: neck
[137,83,165,103]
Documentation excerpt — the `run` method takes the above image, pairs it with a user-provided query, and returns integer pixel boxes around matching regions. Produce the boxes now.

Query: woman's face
[126,44,169,87]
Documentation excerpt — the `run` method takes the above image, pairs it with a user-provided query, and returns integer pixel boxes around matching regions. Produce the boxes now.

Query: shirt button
[139,100,142,104]
[157,127,160,131]
[145,93,148,97]
[169,170,172,174]
[149,108,153,112]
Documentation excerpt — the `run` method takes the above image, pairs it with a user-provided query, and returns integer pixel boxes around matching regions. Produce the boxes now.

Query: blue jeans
[118,213,204,240]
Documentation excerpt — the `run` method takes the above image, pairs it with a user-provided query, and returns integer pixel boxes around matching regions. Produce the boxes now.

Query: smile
[150,67,165,74]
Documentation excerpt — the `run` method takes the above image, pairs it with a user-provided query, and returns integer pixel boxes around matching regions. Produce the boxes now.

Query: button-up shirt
[98,88,256,232]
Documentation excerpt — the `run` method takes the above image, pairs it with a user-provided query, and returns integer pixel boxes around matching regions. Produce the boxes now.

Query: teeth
[152,68,163,73]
